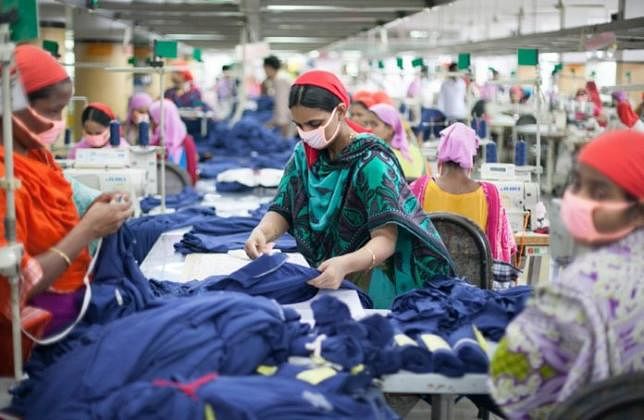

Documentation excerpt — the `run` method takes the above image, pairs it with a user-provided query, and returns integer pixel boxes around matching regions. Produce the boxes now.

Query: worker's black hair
[27,78,72,103]
[81,105,112,127]
[222,64,232,71]
[289,85,341,112]
[263,55,281,70]
[448,62,458,72]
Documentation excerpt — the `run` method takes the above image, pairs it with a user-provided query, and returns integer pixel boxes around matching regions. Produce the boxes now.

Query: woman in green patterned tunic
[244,70,454,308]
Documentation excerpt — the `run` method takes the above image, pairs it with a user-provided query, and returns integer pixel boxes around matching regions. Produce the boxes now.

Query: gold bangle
[50,247,71,267]
[364,247,376,270]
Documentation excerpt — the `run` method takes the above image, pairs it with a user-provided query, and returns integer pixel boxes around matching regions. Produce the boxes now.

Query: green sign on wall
[457,53,470,70]
[154,40,178,59]
[518,48,539,66]
[1,0,39,42]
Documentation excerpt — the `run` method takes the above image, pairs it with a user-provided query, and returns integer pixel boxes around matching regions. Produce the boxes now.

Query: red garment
[183,134,198,185]
[578,130,644,199]
[15,45,69,94]
[616,102,640,128]
[87,102,116,120]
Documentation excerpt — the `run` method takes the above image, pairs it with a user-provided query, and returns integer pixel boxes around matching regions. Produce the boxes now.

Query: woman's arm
[245,211,290,259]
[308,224,398,289]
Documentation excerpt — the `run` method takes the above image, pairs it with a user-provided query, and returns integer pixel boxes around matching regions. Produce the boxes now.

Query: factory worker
[0,45,132,375]
[68,102,128,159]
[148,99,198,184]
[125,92,153,144]
[245,70,454,309]
[365,103,426,180]
[490,130,644,418]
[164,60,206,110]
[612,90,644,132]
[410,123,516,263]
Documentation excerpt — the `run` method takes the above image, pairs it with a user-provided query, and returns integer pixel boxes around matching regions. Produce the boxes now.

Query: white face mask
[296,108,340,150]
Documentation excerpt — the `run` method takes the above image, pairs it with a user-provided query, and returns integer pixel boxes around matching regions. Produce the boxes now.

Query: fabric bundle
[139,186,203,214]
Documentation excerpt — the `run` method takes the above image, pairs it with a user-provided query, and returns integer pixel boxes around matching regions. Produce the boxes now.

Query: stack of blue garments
[139,187,203,214]
[150,253,374,308]
[9,293,309,419]
[173,215,297,255]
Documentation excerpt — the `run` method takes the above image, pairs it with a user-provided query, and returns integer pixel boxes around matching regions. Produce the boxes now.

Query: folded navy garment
[215,180,255,192]
[139,187,203,214]
[190,216,260,235]
[10,293,295,419]
[151,253,374,308]
[127,206,217,262]
[174,231,298,255]
[447,325,489,374]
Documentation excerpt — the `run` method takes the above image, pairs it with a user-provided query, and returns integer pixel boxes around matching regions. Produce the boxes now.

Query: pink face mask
[83,130,110,148]
[297,108,340,150]
[560,189,635,244]
[32,108,66,146]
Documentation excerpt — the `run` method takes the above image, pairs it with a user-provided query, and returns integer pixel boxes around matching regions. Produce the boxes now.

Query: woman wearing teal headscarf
[245,70,454,308]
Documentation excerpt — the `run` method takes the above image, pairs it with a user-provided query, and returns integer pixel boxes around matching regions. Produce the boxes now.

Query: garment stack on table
[5,207,532,419]
[139,186,204,214]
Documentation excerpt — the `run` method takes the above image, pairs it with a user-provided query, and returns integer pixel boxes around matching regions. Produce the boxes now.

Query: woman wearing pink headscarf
[125,92,153,144]
[366,103,426,180]
[148,99,198,184]
[410,122,516,263]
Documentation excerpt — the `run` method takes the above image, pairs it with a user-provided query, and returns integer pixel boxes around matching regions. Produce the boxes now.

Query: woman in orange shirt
[0,45,132,374]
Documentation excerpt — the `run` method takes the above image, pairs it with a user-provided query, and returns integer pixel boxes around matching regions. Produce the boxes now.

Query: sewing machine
[62,147,159,216]
[479,163,540,231]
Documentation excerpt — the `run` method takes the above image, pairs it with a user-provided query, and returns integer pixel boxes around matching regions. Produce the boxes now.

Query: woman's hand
[308,256,349,290]
[244,228,274,259]
[80,199,133,239]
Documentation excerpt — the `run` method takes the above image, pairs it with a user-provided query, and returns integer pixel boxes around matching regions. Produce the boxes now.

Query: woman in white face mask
[244,70,454,309]
[489,130,644,419]
[0,45,133,375]
[68,102,129,159]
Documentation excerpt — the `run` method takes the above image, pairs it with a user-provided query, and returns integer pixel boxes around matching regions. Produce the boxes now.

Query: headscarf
[578,130,644,199]
[352,90,375,108]
[171,59,194,82]
[372,91,393,105]
[369,103,411,161]
[128,92,153,122]
[437,122,480,169]
[148,99,187,164]
[86,102,115,121]
[611,90,628,103]
[15,44,69,94]
[292,70,368,168]
[585,81,602,115]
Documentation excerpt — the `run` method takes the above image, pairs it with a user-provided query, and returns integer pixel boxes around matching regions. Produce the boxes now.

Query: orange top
[0,118,90,374]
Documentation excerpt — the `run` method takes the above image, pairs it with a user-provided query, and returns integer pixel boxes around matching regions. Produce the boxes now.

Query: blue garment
[139,187,203,214]
[190,216,260,235]
[126,206,217,262]
[11,293,299,419]
[150,253,374,308]
[174,231,297,255]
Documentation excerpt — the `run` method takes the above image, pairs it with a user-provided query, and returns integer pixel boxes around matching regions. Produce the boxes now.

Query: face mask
[32,108,66,146]
[83,130,110,148]
[297,108,340,150]
[560,189,635,244]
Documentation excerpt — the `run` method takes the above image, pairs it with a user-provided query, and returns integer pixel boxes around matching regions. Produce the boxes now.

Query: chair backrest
[549,372,644,420]
[515,114,537,126]
[428,212,493,289]
[157,161,191,195]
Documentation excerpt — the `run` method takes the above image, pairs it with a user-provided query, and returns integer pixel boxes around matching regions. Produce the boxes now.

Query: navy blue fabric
[139,187,203,214]
[190,216,259,235]
[175,231,297,254]
[215,180,255,192]
[199,152,293,180]
[149,253,374,308]
[126,206,217,262]
[390,277,531,341]
[84,366,397,420]
[11,293,301,419]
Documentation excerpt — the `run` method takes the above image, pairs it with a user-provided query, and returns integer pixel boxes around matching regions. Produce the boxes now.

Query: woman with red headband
[164,60,205,110]
[245,70,454,308]
[0,45,132,374]
[490,130,644,418]
[68,102,128,159]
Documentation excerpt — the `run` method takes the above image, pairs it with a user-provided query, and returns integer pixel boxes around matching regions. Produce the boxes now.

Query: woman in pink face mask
[490,130,644,419]
[0,45,133,374]
[68,102,128,159]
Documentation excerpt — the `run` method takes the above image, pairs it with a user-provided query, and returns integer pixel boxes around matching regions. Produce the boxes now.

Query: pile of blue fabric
[139,187,203,214]
[173,214,297,255]
[150,253,373,308]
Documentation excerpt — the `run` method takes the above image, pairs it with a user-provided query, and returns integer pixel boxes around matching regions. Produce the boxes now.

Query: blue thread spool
[515,138,527,166]
[64,128,72,146]
[485,141,497,163]
[138,121,150,146]
[109,120,120,147]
